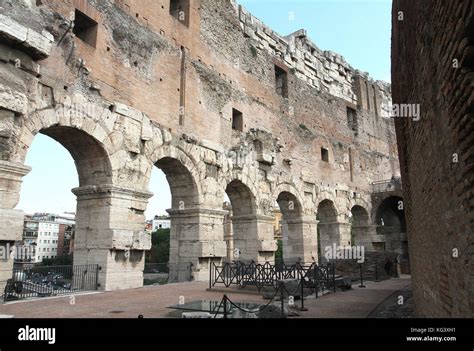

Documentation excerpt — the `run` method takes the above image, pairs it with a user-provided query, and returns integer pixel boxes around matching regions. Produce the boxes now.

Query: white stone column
[283,217,318,264]
[72,185,153,291]
[0,161,31,292]
[232,214,277,264]
[167,207,227,282]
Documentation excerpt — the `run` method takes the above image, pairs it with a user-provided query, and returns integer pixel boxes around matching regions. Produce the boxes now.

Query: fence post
[189,262,193,282]
[300,276,308,311]
[359,263,366,288]
[374,259,380,282]
[209,259,212,290]
[280,281,285,319]
[95,264,99,290]
[314,264,318,299]
[223,294,228,319]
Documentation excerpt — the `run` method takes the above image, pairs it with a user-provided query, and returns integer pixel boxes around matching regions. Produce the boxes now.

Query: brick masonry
[0,0,404,291]
[392,0,473,317]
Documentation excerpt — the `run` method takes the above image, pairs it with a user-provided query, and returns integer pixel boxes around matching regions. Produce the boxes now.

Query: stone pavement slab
[0,276,411,318]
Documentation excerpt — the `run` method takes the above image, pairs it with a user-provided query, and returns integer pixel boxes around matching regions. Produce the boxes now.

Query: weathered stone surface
[258,304,287,319]
[0,0,403,293]
[0,15,52,59]
[392,0,473,317]
[0,84,28,114]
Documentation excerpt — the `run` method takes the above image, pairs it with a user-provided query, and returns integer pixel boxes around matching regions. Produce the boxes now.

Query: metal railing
[210,260,335,295]
[3,264,99,302]
[371,177,402,193]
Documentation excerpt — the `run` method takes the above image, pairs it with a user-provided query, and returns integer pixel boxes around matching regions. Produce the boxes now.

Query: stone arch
[219,170,261,214]
[375,196,406,230]
[14,107,112,164]
[273,182,305,214]
[274,183,305,264]
[148,144,203,209]
[317,199,340,262]
[224,179,267,263]
[225,179,258,217]
[350,205,370,247]
[12,107,153,291]
[375,196,408,257]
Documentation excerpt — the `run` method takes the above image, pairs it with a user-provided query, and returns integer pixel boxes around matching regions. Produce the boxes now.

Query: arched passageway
[350,205,370,247]
[375,196,408,256]
[223,179,276,264]
[154,157,202,282]
[277,191,304,264]
[317,199,340,262]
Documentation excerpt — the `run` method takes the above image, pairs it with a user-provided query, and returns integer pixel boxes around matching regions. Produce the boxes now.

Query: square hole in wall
[170,0,190,27]
[275,65,288,97]
[321,148,329,162]
[346,106,358,132]
[232,108,243,132]
[73,9,98,47]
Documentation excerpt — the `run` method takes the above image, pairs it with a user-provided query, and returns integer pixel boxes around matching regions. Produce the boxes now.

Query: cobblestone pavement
[0,276,411,318]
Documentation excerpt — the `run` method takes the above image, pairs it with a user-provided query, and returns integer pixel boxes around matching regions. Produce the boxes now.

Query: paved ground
[0,276,411,318]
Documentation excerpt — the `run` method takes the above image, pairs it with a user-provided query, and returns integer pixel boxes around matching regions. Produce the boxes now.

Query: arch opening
[317,199,339,263]
[223,179,260,263]
[150,156,200,282]
[375,196,408,259]
[16,126,112,267]
[276,191,303,264]
[350,205,370,246]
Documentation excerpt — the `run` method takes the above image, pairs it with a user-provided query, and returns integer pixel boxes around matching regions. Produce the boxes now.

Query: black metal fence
[3,264,99,302]
[210,260,335,295]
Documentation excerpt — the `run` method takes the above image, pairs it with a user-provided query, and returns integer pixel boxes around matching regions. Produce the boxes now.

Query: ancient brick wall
[392,0,473,317]
[0,0,402,290]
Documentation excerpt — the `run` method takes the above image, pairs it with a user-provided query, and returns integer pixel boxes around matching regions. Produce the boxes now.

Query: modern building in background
[149,216,171,231]
[19,213,75,263]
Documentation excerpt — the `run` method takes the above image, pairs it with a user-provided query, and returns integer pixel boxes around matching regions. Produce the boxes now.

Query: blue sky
[16,0,392,219]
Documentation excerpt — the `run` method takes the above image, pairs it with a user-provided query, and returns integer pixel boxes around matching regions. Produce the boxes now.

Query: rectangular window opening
[232,108,243,132]
[275,65,288,98]
[321,148,329,162]
[73,9,98,47]
[347,106,358,132]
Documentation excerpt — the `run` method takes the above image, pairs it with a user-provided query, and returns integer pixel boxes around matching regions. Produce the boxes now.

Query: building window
[347,106,358,132]
[321,148,329,162]
[73,9,98,47]
[275,65,288,97]
[232,108,243,132]
[170,0,190,27]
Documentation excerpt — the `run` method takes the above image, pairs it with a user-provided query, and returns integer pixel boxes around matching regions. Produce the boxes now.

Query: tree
[149,228,170,263]
[40,254,73,266]
[275,240,283,260]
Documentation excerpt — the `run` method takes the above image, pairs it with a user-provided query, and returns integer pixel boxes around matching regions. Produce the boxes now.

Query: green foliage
[40,254,73,267]
[275,240,283,260]
[149,228,170,263]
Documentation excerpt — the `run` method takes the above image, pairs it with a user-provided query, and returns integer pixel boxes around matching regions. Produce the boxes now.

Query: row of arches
[9,107,407,290]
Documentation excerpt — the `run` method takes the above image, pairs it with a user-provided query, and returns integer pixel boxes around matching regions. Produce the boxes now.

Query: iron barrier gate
[3,264,100,302]
[210,261,336,294]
